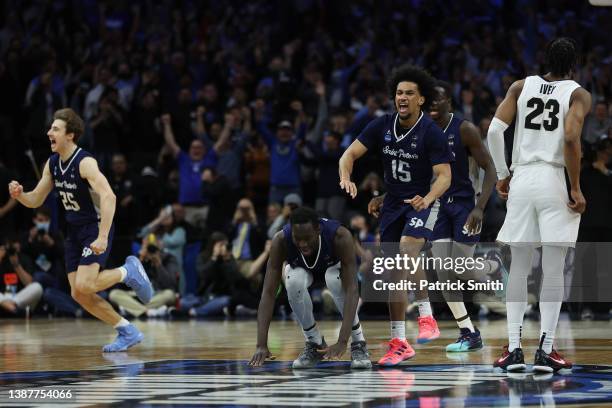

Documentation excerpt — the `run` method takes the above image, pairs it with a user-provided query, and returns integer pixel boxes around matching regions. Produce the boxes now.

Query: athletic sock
[351,322,366,343]
[114,318,130,329]
[303,323,323,345]
[456,314,475,333]
[416,298,432,317]
[118,266,128,282]
[508,323,522,352]
[390,321,406,340]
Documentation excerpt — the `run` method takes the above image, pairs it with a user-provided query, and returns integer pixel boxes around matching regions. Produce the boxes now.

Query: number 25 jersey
[512,75,581,170]
[357,112,452,199]
[49,148,101,226]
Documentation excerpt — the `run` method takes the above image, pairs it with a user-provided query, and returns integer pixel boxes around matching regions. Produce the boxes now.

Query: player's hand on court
[249,346,274,367]
[320,341,347,360]
[464,208,483,236]
[339,178,357,199]
[8,181,23,199]
[404,195,432,211]
[496,177,511,200]
[90,236,108,255]
[568,189,586,214]
[368,196,384,218]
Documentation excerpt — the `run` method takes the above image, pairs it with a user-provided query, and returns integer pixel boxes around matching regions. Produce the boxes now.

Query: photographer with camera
[21,207,64,287]
[0,239,43,315]
[109,235,178,318]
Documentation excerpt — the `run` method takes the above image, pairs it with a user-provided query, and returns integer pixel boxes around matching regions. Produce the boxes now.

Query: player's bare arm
[405,163,451,211]
[564,87,591,214]
[461,121,496,235]
[488,79,525,199]
[339,140,368,198]
[161,113,181,158]
[8,160,53,208]
[249,231,286,367]
[80,157,116,255]
[321,226,360,360]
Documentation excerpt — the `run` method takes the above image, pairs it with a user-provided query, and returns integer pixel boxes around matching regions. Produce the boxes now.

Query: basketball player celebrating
[417,81,501,352]
[8,108,153,352]
[249,207,371,369]
[339,65,452,366]
[487,38,590,372]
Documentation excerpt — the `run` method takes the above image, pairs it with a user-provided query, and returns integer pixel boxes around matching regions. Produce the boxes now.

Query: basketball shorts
[379,196,440,242]
[496,163,580,247]
[65,222,115,273]
[431,196,480,243]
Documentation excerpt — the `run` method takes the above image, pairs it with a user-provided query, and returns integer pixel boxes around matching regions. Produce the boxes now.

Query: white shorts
[497,163,580,247]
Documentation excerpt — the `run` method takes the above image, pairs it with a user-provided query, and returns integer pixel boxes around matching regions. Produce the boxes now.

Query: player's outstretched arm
[462,121,496,234]
[249,232,286,367]
[338,140,368,198]
[8,160,53,208]
[323,226,360,360]
[564,87,591,214]
[80,157,116,255]
[487,79,524,198]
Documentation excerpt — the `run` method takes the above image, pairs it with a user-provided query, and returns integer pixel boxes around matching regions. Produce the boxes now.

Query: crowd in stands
[0,0,610,320]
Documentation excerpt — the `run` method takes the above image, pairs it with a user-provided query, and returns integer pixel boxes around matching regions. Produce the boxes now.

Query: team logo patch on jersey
[384,130,392,142]
[82,247,93,258]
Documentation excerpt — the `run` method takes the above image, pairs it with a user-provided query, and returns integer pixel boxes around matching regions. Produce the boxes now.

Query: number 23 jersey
[357,112,453,199]
[49,148,101,226]
[512,75,581,170]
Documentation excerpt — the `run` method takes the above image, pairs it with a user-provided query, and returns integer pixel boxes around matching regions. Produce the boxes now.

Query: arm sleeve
[426,124,453,166]
[486,117,510,179]
[356,116,385,151]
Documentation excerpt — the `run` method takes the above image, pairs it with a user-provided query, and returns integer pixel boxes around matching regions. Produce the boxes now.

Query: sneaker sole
[507,363,527,372]
[378,352,416,367]
[127,256,153,303]
[417,333,440,344]
[351,360,373,369]
[533,364,555,373]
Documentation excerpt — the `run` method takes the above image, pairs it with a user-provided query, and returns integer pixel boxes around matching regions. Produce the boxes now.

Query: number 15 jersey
[357,112,452,199]
[512,75,581,170]
[49,148,101,226]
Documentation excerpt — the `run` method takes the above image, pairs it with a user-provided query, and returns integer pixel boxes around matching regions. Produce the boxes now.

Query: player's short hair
[435,80,453,101]
[387,64,437,111]
[545,37,577,77]
[289,207,319,227]
[53,108,84,143]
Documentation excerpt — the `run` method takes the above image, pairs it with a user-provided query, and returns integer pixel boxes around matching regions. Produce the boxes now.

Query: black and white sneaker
[493,345,526,372]
[350,341,372,369]
[292,338,327,369]
[533,334,572,373]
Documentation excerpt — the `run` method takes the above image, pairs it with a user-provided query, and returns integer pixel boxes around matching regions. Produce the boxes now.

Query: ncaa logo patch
[82,247,93,258]
[384,130,391,142]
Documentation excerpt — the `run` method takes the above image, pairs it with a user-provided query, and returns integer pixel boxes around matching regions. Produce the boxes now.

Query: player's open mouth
[398,103,409,114]
[430,109,439,118]
[50,139,57,147]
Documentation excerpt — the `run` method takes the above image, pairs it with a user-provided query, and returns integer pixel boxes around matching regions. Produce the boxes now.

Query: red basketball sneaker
[378,338,416,367]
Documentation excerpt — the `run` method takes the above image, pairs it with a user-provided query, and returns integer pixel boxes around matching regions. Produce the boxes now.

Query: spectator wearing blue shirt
[162,113,218,229]
[254,99,306,204]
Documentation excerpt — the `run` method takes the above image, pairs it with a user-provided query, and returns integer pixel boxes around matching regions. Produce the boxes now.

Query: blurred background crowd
[0,0,610,320]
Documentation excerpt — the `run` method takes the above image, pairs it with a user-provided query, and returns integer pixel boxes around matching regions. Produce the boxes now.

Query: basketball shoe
[102,324,144,352]
[533,334,572,373]
[293,338,327,368]
[417,315,440,343]
[493,345,526,372]
[123,256,153,304]
[446,327,483,352]
[378,338,415,367]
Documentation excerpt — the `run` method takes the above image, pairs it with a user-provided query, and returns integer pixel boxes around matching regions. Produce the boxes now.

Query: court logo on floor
[1,360,611,407]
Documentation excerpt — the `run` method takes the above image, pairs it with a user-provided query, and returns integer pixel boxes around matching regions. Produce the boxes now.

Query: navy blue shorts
[431,196,480,243]
[64,222,114,273]
[379,196,441,242]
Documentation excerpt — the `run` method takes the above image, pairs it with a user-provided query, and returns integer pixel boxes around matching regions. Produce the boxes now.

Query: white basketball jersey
[511,75,581,170]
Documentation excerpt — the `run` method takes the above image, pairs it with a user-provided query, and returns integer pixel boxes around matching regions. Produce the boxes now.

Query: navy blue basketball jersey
[48,148,101,226]
[357,112,452,199]
[283,218,341,276]
[443,114,475,199]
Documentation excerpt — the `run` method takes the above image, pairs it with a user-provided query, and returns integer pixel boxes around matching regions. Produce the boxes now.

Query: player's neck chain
[442,113,454,133]
[394,111,424,142]
[300,235,321,269]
